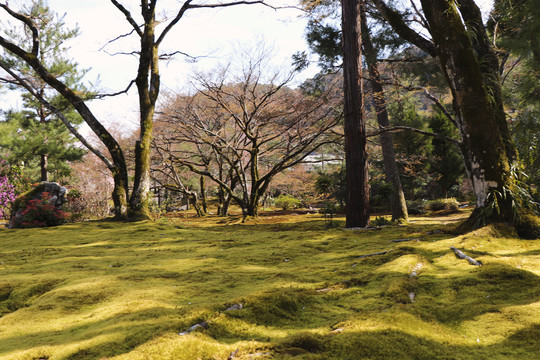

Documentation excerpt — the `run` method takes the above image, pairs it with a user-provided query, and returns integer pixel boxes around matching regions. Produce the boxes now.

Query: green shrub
[320,201,340,228]
[427,197,460,211]
[13,192,70,228]
[372,216,392,227]
[275,194,301,210]
[406,199,428,215]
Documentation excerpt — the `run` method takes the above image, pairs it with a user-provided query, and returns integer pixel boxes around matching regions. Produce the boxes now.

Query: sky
[50,0,318,130]
[1,0,318,130]
[1,0,495,132]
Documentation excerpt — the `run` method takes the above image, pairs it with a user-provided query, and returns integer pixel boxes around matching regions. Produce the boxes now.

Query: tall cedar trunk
[129,7,160,220]
[360,7,408,221]
[420,0,517,222]
[342,0,370,227]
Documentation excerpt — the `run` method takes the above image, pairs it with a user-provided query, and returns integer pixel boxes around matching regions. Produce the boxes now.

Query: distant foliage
[315,168,345,207]
[427,198,460,211]
[13,192,70,228]
[275,195,301,210]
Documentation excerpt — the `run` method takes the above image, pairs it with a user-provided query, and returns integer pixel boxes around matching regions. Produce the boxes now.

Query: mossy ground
[0,210,539,359]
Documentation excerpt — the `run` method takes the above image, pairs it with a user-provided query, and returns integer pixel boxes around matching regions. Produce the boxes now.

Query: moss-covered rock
[516,212,540,239]
[9,182,68,228]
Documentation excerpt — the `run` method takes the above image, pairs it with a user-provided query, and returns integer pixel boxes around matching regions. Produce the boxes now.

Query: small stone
[225,304,243,311]
[189,322,208,331]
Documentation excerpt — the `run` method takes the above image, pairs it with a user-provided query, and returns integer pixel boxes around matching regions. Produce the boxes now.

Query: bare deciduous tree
[0,0,270,220]
[154,49,341,217]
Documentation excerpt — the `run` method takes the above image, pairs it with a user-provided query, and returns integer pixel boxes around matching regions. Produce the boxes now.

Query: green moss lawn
[0,211,539,359]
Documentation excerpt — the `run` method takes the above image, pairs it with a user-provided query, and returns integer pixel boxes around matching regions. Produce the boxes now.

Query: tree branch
[110,0,143,37]
[91,79,136,99]
[371,0,436,57]
[367,125,461,147]
[99,28,140,51]
[0,3,39,55]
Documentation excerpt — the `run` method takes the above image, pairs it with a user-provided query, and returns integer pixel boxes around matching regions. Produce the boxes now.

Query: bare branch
[90,80,136,99]
[99,28,139,51]
[0,3,39,55]
[158,50,203,63]
[110,0,143,37]
[156,0,192,46]
[501,55,522,85]
[409,0,429,32]
[102,49,140,58]
[367,125,461,147]
[188,0,275,10]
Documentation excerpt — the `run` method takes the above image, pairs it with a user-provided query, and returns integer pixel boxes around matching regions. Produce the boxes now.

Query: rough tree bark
[419,0,517,223]
[372,0,519,225]
[360,5,407,222]
[124,0,161,219]
[341,0,370,227]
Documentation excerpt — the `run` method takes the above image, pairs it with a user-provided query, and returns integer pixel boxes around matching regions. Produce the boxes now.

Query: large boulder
[9,182,68,229]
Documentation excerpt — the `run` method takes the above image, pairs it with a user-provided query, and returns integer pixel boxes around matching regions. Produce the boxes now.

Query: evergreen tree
[489,0,540,196]
[428,110,465,198]
[0,0,87,182]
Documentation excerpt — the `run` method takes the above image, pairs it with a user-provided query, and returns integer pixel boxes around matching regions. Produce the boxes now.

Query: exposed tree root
[450,246,483,266]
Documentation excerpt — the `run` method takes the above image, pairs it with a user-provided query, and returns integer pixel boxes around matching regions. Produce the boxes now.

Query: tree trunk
[245,202,259,217]
[111,173,129,220]
[40,154,48,182]
[420,0,517,223]
[360,7,408,222]
[129,10,160,220]
[218,187,232,217]
[190,192,204,217]
[200,175,208,214]
[341,0,370,228]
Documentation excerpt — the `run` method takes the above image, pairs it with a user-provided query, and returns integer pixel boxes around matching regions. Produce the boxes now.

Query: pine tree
[1,0,87,182]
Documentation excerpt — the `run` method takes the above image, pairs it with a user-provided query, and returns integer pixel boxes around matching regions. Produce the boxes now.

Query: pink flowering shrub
[14,192,70,228]
[0,160,18,220]
[1,158,32,220]
[0,175,16,219]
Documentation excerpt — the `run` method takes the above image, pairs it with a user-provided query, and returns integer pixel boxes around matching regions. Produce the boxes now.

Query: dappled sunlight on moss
[0,211,539,359]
